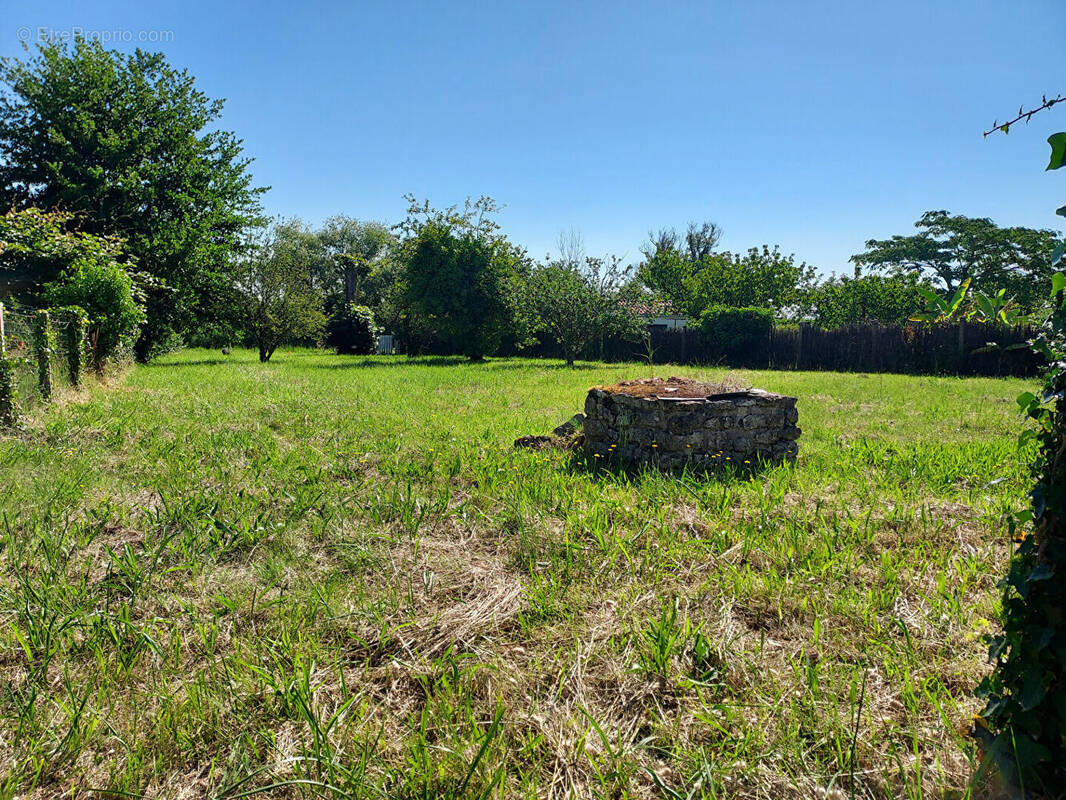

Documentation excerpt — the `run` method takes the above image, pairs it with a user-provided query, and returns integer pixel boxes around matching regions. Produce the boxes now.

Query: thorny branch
[985,94,1066,137]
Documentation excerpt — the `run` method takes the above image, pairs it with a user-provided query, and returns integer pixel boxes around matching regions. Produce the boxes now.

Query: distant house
[621,299,689,331]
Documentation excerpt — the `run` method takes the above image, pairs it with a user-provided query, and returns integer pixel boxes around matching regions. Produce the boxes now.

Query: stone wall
[583,388,800,468]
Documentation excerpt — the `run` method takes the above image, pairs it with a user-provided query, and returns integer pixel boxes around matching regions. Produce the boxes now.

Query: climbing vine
[54,305,89,387]
[31,309,55,401]
[972,117,1066,792]
[0,352,16,427]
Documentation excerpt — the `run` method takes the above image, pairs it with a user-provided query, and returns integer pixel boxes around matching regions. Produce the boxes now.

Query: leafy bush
[398,197,526,360]
[798,273,929,327]
[697,306,773,361]
[327,303,380,355]
[43,258,146,369]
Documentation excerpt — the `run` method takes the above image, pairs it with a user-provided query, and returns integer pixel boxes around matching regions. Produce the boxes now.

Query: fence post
[32,310,55,401]
[0,301,16,427]
[59,307,89,387]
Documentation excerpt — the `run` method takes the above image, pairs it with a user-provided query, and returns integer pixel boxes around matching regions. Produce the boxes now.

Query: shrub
[326,303,380,355]
[43,258,146,369]
[697,305,773,361]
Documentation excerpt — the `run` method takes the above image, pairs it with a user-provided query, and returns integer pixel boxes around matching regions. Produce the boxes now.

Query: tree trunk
[344,266,356,305]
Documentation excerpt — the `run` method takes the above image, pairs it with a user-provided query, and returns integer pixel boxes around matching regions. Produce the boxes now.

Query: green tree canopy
[638,240,814,317]
[398,196,528,360]
[0,207,127,299]
[0,38,265,359]
[851,210,1059,311]
[798,272,929,327]
[524,256,641,366]
[317,215,395,308]
[236,221,326,362]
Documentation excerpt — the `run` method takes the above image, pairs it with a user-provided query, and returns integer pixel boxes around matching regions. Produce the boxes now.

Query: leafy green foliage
[524,257,641,366]
[0,208,127,299]
[50,306,89,386]
[398,197,527,360]
[317,216,396,308]
[972,131,1066,793]
[852,211,1059,312]
[0,39,265,359]
[43,259,146,369]
[639,240,813,317]
[1046,132,1066,171]
[0,349,16,427]
[697,306,773,360]
[799,273,929,327]
[326,303,380,355]
[236,222,326,363]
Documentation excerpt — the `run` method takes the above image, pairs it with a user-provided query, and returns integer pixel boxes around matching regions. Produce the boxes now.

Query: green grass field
[0,349,1034,799]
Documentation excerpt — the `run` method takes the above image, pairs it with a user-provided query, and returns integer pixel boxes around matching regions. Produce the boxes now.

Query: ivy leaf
[1048,132,1066,171]
[1017,391,1037,411]
[1020,665,1047,711]
[1052,272,1066,297]
[1029,562,1054,582]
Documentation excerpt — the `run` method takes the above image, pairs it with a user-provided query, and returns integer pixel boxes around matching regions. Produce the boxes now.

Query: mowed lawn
[0,349,1035,799]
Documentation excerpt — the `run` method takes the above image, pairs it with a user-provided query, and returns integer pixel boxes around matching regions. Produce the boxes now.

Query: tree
[0,38,265,360]
[687,246,814,313]
[684,221,722,261]
[639,220,722,262]
[397,196,527,360]
[317,216,395,307]
[237,221,326,362]
[638,246,697,314]
[640,243,813,317]
[556,227,586,269]
[851,210,1059,311]
[525,256,641,366]
[797,272,929,327]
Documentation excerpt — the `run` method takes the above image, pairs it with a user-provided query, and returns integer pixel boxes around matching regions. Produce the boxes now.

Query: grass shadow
[313,356,471,369]
[564,447,779,486]
[144,358,230,368]
[311,356,604,371]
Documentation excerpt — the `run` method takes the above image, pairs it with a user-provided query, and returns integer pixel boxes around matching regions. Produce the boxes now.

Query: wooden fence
[518,321,1042,377]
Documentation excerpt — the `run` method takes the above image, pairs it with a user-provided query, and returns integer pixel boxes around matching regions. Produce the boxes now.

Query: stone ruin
[582,377,800,469]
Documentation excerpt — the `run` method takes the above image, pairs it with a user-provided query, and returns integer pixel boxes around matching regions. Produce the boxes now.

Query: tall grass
[0,348,1033,798]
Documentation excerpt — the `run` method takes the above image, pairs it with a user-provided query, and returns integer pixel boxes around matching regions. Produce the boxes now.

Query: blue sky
[2,0,1063,275]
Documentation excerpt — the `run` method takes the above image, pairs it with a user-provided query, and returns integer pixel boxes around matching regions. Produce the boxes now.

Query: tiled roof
[620,298,685,316]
